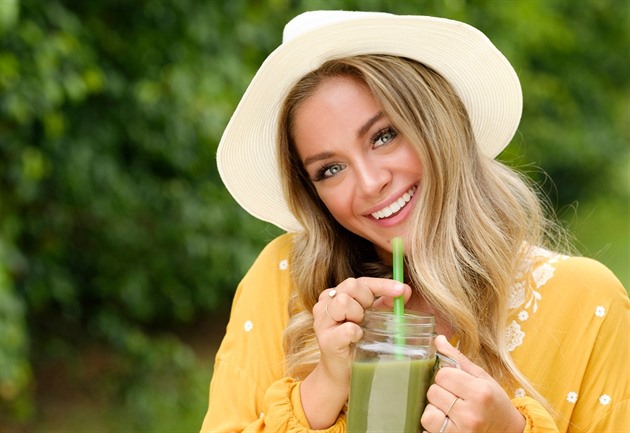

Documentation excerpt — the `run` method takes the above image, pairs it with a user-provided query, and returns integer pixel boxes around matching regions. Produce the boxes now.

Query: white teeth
[390,201,401,213]
[371,186,416,220]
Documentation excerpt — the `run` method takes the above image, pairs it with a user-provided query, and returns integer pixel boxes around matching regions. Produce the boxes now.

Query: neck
[405,291,455,340]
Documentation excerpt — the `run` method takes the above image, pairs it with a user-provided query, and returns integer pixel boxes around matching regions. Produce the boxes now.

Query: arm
[200,235,345,432]
[204,363,347,433]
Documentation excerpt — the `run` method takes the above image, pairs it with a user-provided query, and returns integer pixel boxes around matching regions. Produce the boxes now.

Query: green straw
[392,237,404,315]
[392,237,405,358]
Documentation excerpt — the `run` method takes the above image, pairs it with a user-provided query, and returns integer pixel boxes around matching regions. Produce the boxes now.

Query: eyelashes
[371,127,398,147]
[312,163,344,182]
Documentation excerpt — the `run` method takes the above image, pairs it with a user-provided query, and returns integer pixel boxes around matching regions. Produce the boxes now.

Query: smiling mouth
[371,186,417,220]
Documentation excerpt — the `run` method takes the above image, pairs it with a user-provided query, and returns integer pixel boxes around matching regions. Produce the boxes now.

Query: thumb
[435,335,490,379]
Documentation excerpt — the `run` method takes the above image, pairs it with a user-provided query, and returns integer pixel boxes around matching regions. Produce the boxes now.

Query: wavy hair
[277,55,564,404]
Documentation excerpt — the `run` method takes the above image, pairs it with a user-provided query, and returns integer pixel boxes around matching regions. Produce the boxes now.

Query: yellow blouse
[200,234,629,432]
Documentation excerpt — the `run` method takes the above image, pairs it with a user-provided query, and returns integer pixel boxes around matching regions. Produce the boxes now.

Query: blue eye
[313,163,345,181]
[372,127,397,147]
[324,164,343,177]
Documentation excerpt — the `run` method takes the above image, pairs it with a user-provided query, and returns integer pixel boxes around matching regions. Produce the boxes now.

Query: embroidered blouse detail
[506,247,569,352]
[505,321,525,351]
[244,320,253,332]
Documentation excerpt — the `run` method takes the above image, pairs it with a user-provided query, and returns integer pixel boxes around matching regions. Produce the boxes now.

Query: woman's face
[293,76,422,259]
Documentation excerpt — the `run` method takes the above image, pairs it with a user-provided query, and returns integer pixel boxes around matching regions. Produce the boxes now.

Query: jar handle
[436,352,460,369]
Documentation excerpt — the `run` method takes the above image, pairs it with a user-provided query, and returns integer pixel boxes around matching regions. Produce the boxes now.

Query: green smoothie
[346,358,435,433]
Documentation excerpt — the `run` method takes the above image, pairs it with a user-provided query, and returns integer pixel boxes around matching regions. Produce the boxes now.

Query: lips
[370,186,417,220]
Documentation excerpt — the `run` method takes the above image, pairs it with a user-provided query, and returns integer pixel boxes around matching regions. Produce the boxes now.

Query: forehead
[291,77,387,165]
[293,76,378,126]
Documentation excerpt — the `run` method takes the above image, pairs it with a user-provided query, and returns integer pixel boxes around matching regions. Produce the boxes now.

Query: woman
[201,11,628,433]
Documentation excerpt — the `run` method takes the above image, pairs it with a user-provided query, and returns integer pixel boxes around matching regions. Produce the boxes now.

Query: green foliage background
[0,0,627,430]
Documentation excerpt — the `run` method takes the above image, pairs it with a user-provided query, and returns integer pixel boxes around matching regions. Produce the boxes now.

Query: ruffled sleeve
[512,397,559,433]
[200,234,348,432]
[253,378,346,433]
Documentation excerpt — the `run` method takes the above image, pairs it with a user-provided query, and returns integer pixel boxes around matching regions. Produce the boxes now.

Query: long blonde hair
[277,55,561,402]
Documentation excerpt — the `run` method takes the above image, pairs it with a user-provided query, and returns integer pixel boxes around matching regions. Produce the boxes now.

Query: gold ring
[438,416,449,433]
[445,396,459,417]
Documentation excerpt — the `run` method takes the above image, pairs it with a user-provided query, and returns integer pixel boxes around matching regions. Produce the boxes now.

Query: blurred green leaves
[0,0,281,423]
[0,0,627,429]
[0,243,31,419]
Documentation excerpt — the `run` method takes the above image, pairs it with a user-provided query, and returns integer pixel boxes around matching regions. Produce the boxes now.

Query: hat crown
[282,10,392,43]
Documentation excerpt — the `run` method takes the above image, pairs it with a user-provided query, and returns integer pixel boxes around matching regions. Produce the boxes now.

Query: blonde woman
[202,11,628,433]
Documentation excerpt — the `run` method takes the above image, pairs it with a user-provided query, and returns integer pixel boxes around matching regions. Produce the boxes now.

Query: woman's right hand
[300,277,412,429]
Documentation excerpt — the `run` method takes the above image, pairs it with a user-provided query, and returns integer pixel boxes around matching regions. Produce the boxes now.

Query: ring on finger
[445,396,459,417]
[438,416,449,433]
[328,289,337,298]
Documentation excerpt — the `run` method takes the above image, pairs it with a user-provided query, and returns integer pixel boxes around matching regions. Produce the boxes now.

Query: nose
[354,158,391,197]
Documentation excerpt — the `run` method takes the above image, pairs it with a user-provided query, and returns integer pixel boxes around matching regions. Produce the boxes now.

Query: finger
[312,301,330,327]
[426,383,459,417]
[336,321,363,344]
[330,291,368,323]
[435,335,489,379]
[317,283,372,324]
[323,277,409,309]
[375,284,413,309]
[433,337,498,403]
[317,293,365,324]
[357,276,407,299]
[420,403,452,433]
[318,288,339,302]
[317,280,374,309]
[317,321,363,355]
[355,279,410,310]
[343,277,408,309]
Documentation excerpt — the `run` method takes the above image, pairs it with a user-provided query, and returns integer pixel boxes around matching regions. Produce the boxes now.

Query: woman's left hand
[421,335,526,433]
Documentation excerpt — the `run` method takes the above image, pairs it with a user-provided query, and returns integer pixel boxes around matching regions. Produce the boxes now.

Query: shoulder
[221,233,296,351]
[229,233,296,312]
[542,254,626,301]
[517,246,626,300]
[240,233,295,282]
[248,233,294,268]
[508,247,627,324]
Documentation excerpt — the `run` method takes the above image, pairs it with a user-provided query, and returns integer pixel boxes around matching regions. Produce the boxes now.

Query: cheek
[317,189,355,221]
[402,146,423,173]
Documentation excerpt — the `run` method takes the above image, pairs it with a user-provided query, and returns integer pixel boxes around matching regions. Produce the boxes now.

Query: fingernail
[393,283,404,293]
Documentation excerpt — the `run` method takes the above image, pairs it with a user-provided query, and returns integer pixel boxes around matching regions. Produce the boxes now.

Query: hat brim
[217,14,522,232]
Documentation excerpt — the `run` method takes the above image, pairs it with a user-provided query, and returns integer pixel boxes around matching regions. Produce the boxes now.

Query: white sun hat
[216,10,522,232]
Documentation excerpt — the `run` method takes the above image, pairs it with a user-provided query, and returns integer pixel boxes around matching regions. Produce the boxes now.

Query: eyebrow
[357,112,384,138]
[304,151,335,167]
[302,112,385,167]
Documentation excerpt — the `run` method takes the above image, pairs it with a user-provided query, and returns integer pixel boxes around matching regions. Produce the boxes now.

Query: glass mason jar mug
[346,310,459,433]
